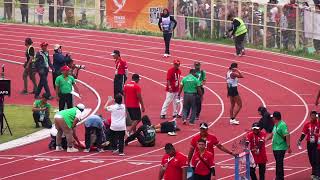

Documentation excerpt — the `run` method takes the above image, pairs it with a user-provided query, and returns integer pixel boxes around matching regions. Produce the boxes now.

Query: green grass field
[0,104,54,144]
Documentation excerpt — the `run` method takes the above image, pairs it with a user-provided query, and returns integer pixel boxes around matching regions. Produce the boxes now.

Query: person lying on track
[153,119,180,136]
[54,103,85,153]
[125,115,156,147]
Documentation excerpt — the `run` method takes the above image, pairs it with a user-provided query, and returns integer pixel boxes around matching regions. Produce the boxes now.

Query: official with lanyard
[111,50,128,97]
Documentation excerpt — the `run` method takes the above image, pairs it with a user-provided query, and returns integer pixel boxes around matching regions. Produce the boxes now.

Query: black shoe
[34,95,41,99]
[35,124,40,128]
[160,115,166,119]
[173,115,182,118]
[20,90,28,95]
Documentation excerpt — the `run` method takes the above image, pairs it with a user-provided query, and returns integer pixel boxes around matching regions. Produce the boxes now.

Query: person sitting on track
[257,106,274,133]
[125,115,156,147]
[54,103,85,153]
[32,93,52,129]
[226,62,244,125]
[83,114,105,153]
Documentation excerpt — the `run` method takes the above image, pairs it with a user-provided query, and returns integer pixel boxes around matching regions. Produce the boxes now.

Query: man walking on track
[178,69,202,125]
[111,50,128,97]
[297,111,320,180]
[55,65,80,111]
[226,63,243,125]
[159,143,188,180]
[160,59,181,119]
[227,13,248,56]
[194,62,206,120]
[21,37,37,95]
[267,111,292,180]
[188,123,236,170]
[246,122,267,180]
[124,73,145,135]
[190,138,215,180]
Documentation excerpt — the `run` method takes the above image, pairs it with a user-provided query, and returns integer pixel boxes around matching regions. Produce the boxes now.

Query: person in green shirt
[54,103,85,153]
[55,65,80,111]
[178,69,202,125]
[194,62,206,120]
[32,93,52,128]
[267,111,292,180]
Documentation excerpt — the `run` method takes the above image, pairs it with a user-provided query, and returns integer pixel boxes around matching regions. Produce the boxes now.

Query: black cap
[251,122,260,130]
[132,73,140,81]
[164,143,174,150]
[229,62,238,70]
[199,122,208,129]
[272,111,281,120]
[111,50,120,56]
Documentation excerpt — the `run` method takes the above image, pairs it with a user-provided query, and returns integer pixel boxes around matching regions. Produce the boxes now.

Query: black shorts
[227,86,239,97]
[127,107,141,121]
[160,122,175,133]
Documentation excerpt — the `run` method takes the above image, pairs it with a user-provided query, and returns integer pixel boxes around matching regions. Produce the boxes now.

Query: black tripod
[0,95,12,136]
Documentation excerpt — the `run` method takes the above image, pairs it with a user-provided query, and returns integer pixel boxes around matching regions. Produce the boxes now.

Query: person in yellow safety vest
[227,13,248,57]
[21,38,37,95]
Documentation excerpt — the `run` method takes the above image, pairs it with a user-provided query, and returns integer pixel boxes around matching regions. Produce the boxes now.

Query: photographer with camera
[53,44,69,89]
[21,38,37,95]
[66,58,85,79]
[226,13,248,56]
[32,93,52,128]
[55,65,80,111]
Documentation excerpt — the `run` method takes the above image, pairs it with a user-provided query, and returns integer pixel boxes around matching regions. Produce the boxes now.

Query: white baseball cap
[76,103,85,111]
[54,44,61,50]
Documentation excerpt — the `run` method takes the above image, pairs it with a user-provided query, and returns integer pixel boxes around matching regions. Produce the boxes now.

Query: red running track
[0,23,319,180]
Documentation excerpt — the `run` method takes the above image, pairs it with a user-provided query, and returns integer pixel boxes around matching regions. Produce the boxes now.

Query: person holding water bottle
[297,111,320,180]
[158,8,177,58]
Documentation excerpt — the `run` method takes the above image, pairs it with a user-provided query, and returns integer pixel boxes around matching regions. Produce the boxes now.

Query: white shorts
[54,114,63,119]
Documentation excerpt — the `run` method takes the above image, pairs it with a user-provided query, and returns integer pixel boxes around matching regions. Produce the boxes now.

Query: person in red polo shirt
[111,50,128,97]
[160,59,182,119]
[159,143,188,180]
[124,73,145,135]
[246,122,267,180]
[188,123,235,167]
[298,111,320,179]
[191,138,215,180]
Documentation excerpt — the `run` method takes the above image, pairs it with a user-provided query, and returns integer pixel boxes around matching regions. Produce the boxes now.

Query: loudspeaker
[0,79,11,96]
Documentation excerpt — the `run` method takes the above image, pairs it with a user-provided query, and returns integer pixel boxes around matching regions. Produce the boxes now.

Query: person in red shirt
[111,50,128,97]
[188,123,235,166]
[246,122,267,180]
[124,73,145,135]
[160,59,182,119]
[298,111,320,179]
[159,143,188,180]
[191,138,215,180]
[315,90,320,106]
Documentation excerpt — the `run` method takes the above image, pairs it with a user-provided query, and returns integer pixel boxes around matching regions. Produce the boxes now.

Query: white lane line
[267,104,305,107]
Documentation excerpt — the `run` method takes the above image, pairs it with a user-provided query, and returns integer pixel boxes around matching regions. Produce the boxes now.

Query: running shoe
[55,146,64,151]
[67,147,79,153]
[83,149,90,153]
[119,153,125,156]
[112,149,119,154]
[230,119,240,125]
[168,132,177,136]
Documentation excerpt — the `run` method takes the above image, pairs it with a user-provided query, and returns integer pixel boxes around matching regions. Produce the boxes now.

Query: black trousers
[33,111,52,128]
[110,130,125,153]
[194,173,211,180]
[36,69,51,97]
[20,7,28,23]
[114,74,126,97]
[163,33,172,54]
[49,5,54,23]
[4,3,12,20]
[57,8,64,23]
[85,127,102,149]
[125,131,155,147]
[52,71,61,89]
[58,93,73,111]
[273,150,286,180]
[235,33,246,55]
[195,86,204,118]
[307,142,320,176]
[250,163,266,180]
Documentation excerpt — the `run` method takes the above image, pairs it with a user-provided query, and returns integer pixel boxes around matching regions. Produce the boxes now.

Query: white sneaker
[55,146,63,151]
[67,147,79,153]
[112,149,119,154]
[126,131,130,137]
[168,132,177,136]
[163,54,168,57]
[119,153,125,156]
[83,149,90,153]
[230,119,240,125]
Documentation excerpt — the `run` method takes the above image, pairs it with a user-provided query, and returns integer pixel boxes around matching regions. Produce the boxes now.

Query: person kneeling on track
[32,93,52,129]
[83,114,105,153]
[54,103,85,153]
[154,119,180,136]
[125,115,156,147]
[48,127,67,150]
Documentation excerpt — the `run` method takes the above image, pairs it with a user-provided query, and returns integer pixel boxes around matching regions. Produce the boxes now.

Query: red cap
[60,65,70,72]
[40,42,49,47]
[173,59,181,65]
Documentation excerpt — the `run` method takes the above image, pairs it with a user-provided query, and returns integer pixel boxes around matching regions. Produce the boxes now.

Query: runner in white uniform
[226,63,244,125]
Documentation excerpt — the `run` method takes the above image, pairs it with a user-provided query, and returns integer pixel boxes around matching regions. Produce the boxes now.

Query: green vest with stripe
[234,17,247,37]
[58,107,78,128]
